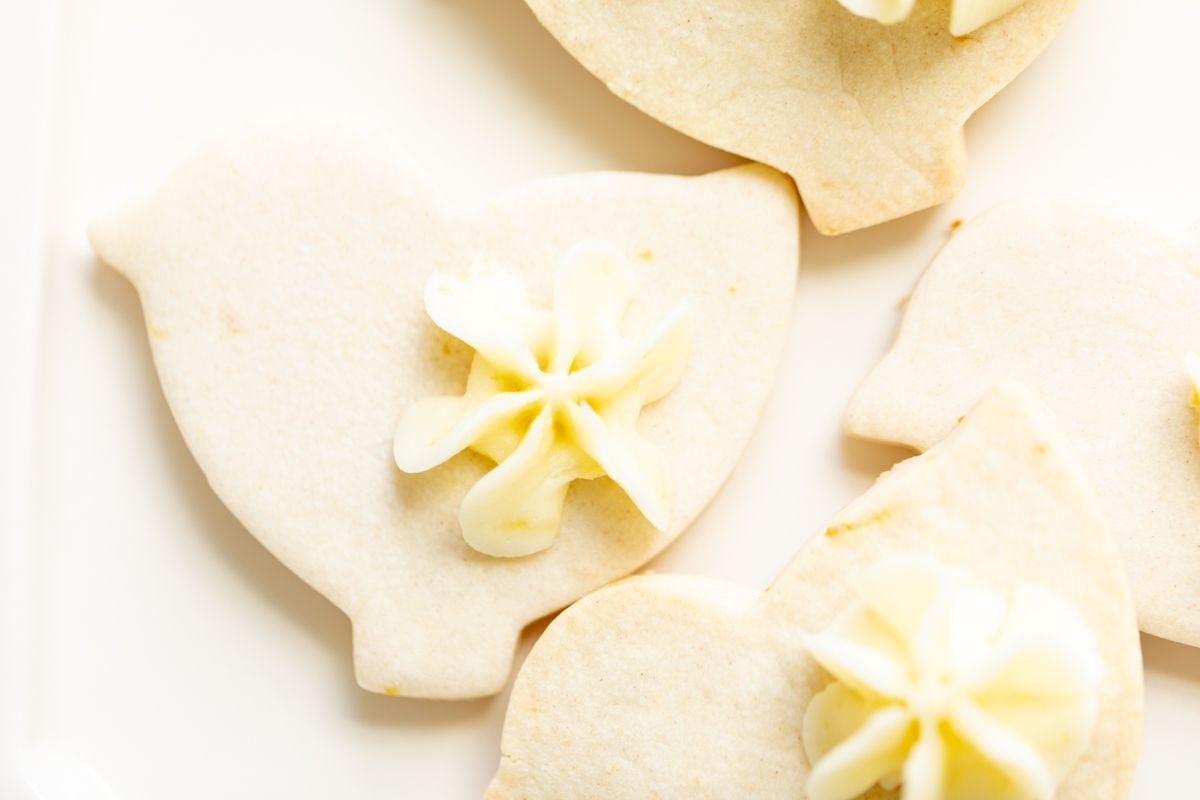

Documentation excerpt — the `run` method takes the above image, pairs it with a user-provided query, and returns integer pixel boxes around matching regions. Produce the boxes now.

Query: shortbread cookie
[523,0,1075,234]
[487,385,1142,799]
[89,127,800,699]
[846,201,1200,647]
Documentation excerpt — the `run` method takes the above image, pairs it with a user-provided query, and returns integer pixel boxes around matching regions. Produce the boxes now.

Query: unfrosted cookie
[88,127,800,699]
[523,0,1075,234]
[487,385,1141,799]
[846,201,1200,647]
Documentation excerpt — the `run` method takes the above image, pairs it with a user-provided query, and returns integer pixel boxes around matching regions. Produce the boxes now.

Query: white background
[2,0,1198,797]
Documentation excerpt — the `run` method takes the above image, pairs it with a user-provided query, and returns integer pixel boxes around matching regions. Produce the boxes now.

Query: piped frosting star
[1187,353,1200,446]
[1187,353,1200,407]
[837,0,1029,36]
[394,242,690,558]
[802,558,1102,800]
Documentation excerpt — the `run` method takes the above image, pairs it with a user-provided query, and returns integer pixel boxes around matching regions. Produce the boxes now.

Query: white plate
[2,0,1197,797]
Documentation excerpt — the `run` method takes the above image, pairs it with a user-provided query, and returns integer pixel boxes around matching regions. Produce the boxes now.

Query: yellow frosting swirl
[836,0,1028,36]
[803,558,1102,800]
[1188,353,1200,447]
[394,242,690,558]
[1188,353,1200,408]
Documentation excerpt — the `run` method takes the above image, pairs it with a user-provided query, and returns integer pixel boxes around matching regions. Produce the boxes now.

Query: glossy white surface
[2,0,1197,797]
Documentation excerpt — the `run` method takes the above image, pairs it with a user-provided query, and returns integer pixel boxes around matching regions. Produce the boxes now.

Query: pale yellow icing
[802,558,1102,800]
[394,242,690,558]
[1188,354,1200,448]
[1188,353,1200,408]
[836,0,1028,36]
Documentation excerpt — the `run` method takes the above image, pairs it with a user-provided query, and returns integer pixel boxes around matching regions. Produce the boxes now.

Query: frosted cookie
[846,201,1200,647]
[523,0,1075,235]
[89,127,800,699]
[487,385,1142,799]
